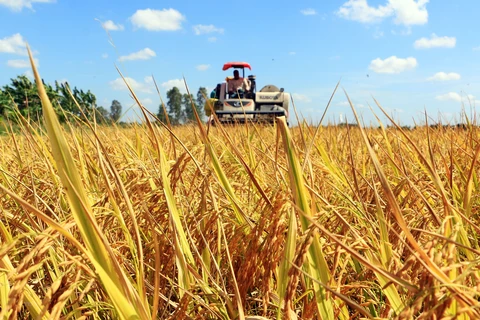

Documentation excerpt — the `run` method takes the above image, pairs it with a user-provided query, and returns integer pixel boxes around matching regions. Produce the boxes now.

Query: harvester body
[205,62,289,124]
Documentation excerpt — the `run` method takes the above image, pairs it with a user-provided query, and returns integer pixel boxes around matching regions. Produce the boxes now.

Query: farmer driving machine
[204,62,290,125]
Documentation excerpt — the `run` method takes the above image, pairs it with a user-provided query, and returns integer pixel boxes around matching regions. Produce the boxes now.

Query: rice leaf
[277,116,334,320]
[277,206,297,319]
[26,44,150,319]
[348,91,480,318]
[158,141,195,296]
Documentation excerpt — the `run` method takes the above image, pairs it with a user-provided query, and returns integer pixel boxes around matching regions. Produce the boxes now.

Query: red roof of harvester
[222,62,252,70]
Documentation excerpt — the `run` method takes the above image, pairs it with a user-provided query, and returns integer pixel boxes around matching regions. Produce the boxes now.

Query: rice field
[1,50,480,320]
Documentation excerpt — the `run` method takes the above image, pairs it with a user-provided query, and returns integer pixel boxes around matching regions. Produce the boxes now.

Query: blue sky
[1,0,479,126]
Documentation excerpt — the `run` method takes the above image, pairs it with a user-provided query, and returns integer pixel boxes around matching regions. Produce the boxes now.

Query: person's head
[233,70,240,79]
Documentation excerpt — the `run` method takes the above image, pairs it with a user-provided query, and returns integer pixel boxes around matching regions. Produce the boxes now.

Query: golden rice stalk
[290,263,374,319]
[370,177,405,314]
[0,221,12,320]
[463,144,480,218]
[182,78,254,228]
[158,140,196,297]
[26,44,150,319]
[348,91,480,318]
[0,253,49,319]
[277,116,334,320]
[0,257,11,320]
[277,206,297,319]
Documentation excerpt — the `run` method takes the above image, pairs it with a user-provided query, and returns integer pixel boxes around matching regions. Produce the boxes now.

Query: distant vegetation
[334,121,474,131]
[0,75,117,124]
[157,86,207,125]
[0,75,208,130]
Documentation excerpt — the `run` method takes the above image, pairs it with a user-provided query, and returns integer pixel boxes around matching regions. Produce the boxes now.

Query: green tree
[156,102,168,123]
[1,75,98,124]
[55,81,76,114]
[75,88,97,118]
[196,87,207,120]
[1,75,58,122]
[182,93,195,123]
[166,87,182,125]
[94,106,110,124]
[110,100,122,122]
[0,88,11,118]
[1,75,34,118]
[54,81,97,120]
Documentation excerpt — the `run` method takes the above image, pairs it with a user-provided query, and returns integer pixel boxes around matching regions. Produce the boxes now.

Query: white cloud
[7,58,39,68]
[193,24,224,35]
[414,33,456,49]
[102,53,108,59]
[139,98,153,106]
[337,100,366,108]
[337,101,351,107]
[336,0,393,24]
[289,51,296,55]
[161,79,187,94]
[118,48,156,62]
[196,64,210,71]
[369,56,417,74]
[102,20,124,31]
[207,37,217,42]
[436,92,461,101]
[130,8,185,31]
[435,93,477,104]
[109,77,153,93]
[0,0,55,12]
[335,0,428,26]
[473,46,480,51]
[438,112,454,121]
[0,33,27,56]
[427,72,461,81]
[292,93,311,103]
[388,0,428,26]
[144,76,154,84]
[300,8,317,15]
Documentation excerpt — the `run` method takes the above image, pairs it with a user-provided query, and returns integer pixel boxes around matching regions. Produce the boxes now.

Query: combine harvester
[205,62,290,125]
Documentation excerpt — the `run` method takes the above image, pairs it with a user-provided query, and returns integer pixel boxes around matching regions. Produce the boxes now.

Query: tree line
[0,75,122,124]
[0,75,209,126]
[157,86,207,125]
